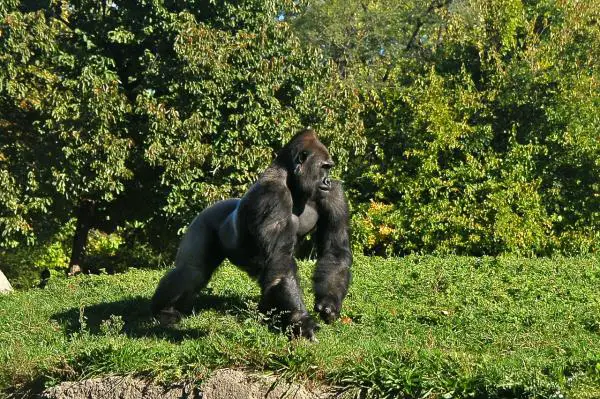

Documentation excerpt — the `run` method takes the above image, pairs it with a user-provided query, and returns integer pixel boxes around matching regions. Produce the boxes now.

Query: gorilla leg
[151,214,224,323]
[258,258,318,340]
[151,268,207,324]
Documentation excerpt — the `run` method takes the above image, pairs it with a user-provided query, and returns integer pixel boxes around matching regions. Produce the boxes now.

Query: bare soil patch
[41,369,334,398]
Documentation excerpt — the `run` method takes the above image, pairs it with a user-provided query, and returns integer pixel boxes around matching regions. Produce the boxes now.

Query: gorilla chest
[293,204,319,237]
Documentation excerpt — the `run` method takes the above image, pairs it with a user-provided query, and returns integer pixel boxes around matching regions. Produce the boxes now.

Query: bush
[82,224,169,274]
[0,222,73,288]
[347,0,600,256]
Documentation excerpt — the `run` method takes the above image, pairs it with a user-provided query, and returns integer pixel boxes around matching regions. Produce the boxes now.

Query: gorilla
[151,128,352,340]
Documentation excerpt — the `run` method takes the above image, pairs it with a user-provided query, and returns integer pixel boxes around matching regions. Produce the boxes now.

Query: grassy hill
[1,256,599,398]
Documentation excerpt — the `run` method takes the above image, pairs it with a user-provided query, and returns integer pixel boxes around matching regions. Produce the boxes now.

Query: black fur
[151,129,352,340]
[313,181,352,324]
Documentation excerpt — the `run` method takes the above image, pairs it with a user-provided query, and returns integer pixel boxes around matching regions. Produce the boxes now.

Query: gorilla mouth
[319,177,331,191]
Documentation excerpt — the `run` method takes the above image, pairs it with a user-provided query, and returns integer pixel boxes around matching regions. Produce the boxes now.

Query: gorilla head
[275,128,334,198]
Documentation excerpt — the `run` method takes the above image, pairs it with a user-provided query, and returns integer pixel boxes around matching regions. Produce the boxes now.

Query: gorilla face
[301,149,333,198]
[283,129,334,198]
[318,160,333,192]
[295,147,334,196]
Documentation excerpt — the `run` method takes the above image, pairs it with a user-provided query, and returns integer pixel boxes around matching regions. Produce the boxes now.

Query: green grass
[1,255,600,398]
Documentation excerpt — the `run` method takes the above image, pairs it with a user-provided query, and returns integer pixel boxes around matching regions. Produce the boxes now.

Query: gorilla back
[151,129,352,340]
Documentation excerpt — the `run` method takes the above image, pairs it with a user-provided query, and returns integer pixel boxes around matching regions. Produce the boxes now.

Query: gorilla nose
[319,177,331,191]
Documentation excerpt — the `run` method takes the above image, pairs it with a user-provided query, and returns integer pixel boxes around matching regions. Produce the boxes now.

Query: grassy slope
[1,256,599,398]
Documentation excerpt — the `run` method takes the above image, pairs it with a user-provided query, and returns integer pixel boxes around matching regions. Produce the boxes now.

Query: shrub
[347,0,600,256]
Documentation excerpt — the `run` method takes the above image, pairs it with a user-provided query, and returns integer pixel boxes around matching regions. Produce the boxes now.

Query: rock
[201,369,332,399]
[40,369,334,399]
[0,270,13,294]
[40,376,199,399]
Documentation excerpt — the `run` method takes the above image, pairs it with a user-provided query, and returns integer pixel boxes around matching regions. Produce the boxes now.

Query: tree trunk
[68,199,95,276]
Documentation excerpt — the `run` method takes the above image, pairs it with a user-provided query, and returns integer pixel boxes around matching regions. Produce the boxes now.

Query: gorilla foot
[289,314,320,341]
[155,307,184,326]
[314,300,341,324]
[262,308,320,341]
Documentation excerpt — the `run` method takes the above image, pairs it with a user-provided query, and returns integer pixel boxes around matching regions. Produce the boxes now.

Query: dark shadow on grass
[51,292,255,343]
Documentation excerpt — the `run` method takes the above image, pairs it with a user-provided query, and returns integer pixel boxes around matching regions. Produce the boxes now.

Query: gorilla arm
[237,179,319,339]
[313,180,352,324]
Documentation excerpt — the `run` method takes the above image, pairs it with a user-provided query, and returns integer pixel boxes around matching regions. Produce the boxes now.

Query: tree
[1,4,132,273]
[350,0,600,255]
[0,0,366,275]
[292,0,452,82]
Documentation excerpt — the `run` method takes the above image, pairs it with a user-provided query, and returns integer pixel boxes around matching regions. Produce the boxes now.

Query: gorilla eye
[297,150,310,164]
[322,161,334,170]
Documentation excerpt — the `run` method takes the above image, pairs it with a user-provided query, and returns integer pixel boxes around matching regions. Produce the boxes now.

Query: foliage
[1,255,600,397]
[351,201,401,256]
[86,230,122,258]
[0,221,73,288]
[336,0,600,256]
[2,0,600,267]
[0,0,365,265]
[0,4,132,249]
[82,226,167,273]
[291,0,446,83]
[133,0,365,234]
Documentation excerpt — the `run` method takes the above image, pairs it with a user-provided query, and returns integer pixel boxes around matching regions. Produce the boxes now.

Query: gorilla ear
[294,151,309,176]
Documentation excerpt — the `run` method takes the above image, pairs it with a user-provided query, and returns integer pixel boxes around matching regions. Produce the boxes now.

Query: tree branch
[382,0,452,82]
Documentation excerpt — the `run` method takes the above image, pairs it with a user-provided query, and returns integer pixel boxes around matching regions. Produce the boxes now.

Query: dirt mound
[202,369,332,398]
[41,369,333,399]
[40,376,198,399]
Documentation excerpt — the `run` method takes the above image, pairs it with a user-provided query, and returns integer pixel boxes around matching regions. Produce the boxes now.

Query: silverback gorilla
[151,129,352,340]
